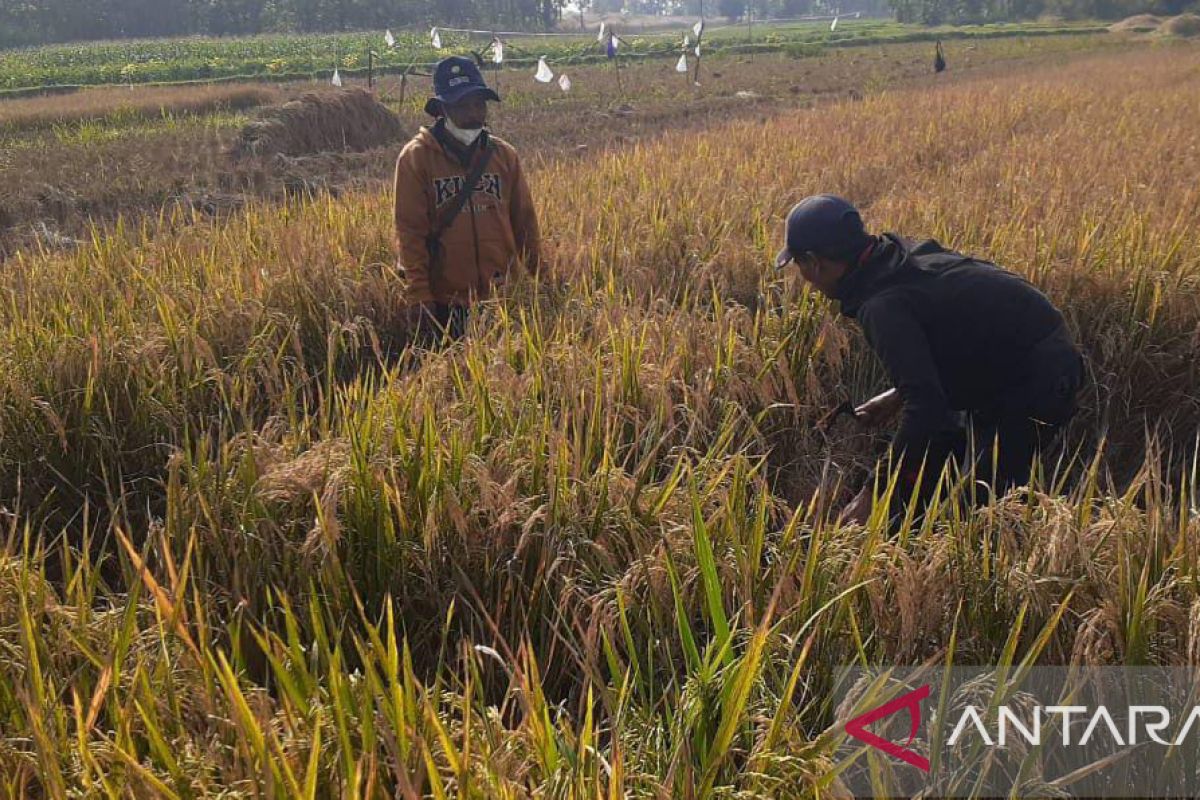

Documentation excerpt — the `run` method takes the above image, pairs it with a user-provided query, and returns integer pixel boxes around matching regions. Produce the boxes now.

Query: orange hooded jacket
[393,122,540,307]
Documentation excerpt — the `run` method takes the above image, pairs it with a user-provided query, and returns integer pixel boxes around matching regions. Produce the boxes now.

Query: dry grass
[1109,13,1163,33]
[229,87,404,160]
[1110,13,1200,36]
[1161,13,1200,37]
[0,45,1198,796]
[0,82,279,133]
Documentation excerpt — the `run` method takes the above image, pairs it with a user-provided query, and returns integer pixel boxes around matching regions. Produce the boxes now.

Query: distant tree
[780,0,814,16]
[718,0,745,18]
[889,0,920,19]
[203,0,266,35]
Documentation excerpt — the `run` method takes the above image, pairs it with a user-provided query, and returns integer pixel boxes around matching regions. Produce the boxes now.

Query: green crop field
[0,18,1105,93]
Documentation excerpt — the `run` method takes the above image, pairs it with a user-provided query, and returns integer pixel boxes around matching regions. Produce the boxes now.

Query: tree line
[0,0,565,46]
[888,0,1192,24]
[0,0,1190,49]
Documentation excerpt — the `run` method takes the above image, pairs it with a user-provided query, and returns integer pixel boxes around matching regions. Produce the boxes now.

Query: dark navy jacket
[837,234,1066,468]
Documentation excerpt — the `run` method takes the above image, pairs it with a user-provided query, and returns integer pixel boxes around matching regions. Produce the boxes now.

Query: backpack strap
[428,137,494,248]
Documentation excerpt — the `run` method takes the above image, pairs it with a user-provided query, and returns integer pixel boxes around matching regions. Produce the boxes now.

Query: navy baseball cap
[775,194,871,269]
[424,56,500,116]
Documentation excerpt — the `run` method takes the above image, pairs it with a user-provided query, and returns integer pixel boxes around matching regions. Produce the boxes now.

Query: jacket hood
[834,233,909,318]
[413,125,440,148]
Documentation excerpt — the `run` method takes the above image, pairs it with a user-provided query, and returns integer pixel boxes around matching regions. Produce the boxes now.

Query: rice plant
[0,46,1198,796]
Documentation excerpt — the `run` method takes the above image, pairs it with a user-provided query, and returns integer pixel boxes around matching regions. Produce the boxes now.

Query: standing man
[776,195,1084,523]
[394,55,541,345]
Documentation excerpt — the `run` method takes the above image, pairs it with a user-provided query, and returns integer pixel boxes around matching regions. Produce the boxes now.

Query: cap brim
[439,85,501,106]
[775,247,794,270]
[426,86,501,116]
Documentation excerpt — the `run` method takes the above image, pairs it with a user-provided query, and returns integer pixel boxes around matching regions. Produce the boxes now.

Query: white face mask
[445,119,483,146]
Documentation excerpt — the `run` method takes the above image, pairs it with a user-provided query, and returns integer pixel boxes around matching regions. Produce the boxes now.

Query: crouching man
[777,195,1084,523]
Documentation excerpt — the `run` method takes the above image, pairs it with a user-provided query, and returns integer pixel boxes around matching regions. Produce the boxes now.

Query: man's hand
[839,486,873,525]
[854,388,902,428]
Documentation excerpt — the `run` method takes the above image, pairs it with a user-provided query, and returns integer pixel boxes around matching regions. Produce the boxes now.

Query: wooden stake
[610,32,624,98]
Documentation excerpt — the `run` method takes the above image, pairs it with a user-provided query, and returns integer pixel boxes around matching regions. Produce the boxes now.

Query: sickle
[816,399,863,435]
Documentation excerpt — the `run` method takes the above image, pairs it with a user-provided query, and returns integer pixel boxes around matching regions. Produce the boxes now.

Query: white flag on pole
[675,53,688,72]
[558,74,571,92]
[597,22,607,42]
[830,16,839,30]
[492,39,504,63]
[695,43,701,57]
[431,27,442,49]
[693,20,704,37]
[535,57,554,83]
[385,29,396,48]
[331,68,343,87]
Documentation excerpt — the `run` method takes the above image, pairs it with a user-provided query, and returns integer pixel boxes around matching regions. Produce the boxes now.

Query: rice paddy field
[0,33,1132,258]
[1,35,1200,798]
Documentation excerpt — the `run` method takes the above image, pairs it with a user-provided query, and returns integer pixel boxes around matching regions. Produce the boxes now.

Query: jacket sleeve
[393,147,434,304]
[507,151,541,275]
[857,295,951,482]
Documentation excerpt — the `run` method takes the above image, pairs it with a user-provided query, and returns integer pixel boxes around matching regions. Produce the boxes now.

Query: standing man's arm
[394,149,434,305]
[508,152,541,275]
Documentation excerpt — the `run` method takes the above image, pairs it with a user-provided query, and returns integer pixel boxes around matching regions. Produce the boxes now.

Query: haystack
[1109,14,1162,33]
[230,88,403,160]
[1161,13,1200,37]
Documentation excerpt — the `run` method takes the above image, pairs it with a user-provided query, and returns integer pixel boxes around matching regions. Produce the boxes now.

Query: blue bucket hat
[424,56,501,117]
[775,194,872,269]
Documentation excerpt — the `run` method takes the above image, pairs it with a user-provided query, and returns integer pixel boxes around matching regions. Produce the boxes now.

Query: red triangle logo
[845,683,931,772]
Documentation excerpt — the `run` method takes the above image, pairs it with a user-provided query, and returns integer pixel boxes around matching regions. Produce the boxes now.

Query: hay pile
[1161,13,1200,37]
[230,88,403,160]
[1109,14,1162,33]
